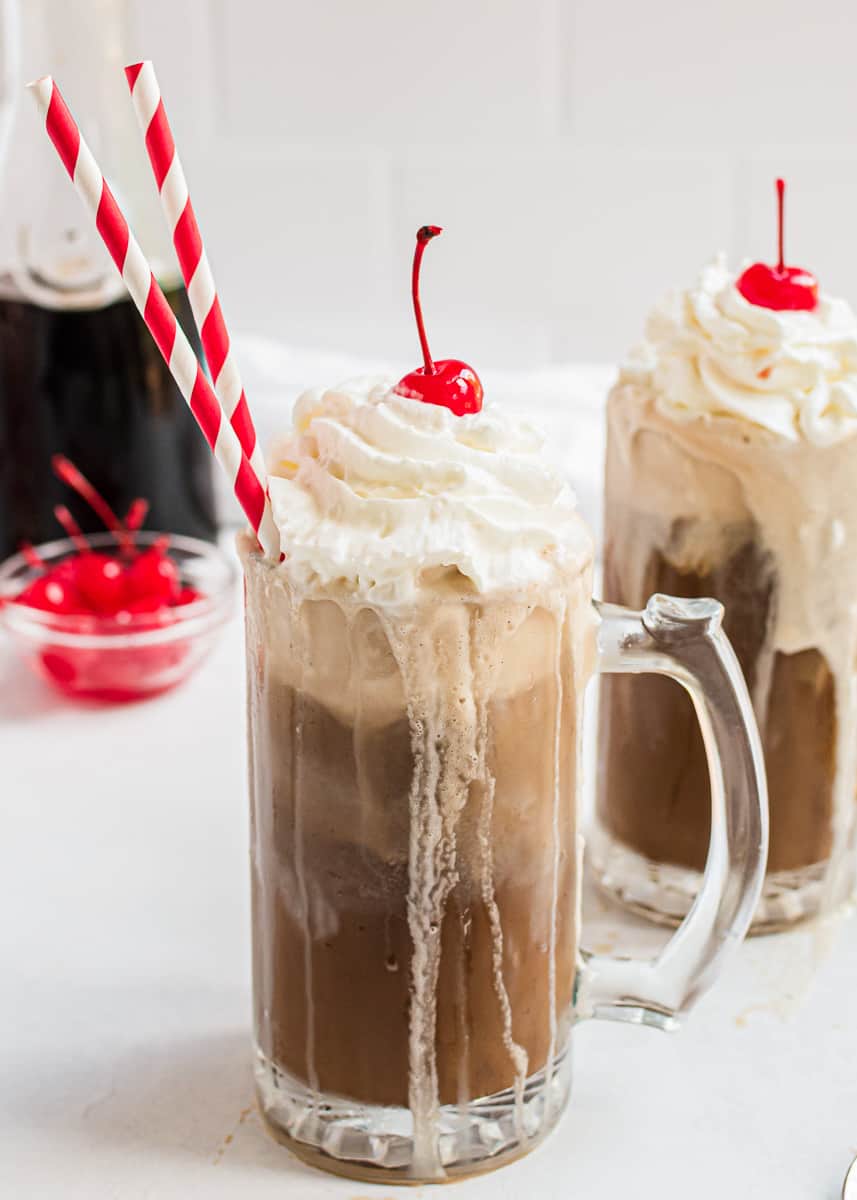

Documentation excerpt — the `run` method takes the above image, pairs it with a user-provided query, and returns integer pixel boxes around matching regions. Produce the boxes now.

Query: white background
[5,0,857,368]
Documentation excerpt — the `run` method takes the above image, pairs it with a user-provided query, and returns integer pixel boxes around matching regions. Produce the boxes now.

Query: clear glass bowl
[0,531,236,702]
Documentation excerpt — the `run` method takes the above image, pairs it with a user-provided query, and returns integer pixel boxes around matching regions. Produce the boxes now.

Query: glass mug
[592,385,857,931]
[241,539,767,1185]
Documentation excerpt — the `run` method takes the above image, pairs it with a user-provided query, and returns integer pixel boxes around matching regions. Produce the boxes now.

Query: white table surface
[3,565,857,1200]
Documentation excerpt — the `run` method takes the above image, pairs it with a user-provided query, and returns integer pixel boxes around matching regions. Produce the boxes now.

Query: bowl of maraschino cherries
[0,456,235,702]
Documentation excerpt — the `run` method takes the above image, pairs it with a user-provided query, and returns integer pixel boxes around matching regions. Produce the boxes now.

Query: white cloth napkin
[229,336,614,546]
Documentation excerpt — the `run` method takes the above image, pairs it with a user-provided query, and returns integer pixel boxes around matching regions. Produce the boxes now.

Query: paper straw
[125,61,267,490]
[27,76,279,559]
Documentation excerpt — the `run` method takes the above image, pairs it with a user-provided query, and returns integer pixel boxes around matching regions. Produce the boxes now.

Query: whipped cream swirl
[622,255,857,445]
[266,377,590,603]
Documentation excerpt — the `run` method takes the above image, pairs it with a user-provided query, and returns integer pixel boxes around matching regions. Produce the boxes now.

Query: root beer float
[593,181,857,930]
[244,227,766,1183]
[244,228,595,1175]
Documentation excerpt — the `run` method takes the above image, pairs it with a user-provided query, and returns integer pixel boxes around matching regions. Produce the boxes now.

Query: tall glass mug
[592,257,857,932]
[241,537,766,1183]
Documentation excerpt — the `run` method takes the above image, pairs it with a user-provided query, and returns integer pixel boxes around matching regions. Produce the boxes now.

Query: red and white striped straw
[125,61,267,491]
[27,76,279,560]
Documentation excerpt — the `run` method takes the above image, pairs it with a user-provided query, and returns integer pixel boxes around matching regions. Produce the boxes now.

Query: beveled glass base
[588,818,845,934]
[254,1043,571,1185]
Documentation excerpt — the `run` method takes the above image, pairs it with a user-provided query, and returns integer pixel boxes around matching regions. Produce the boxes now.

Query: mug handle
[575,593,769,1030]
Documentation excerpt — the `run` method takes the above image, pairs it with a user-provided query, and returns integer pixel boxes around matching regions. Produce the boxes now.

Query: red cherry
[735,262,818,312]
[396,360,484,417]
[16,574,82,614]
[50,559,82,586]
[123,594,168,615]
[111,593,173,629]
[40,651,78,687]
[393,226,483,416]
[736,179,818,312]
[175,586,202,607]
[74,553,126,613]
[126,547,180,604]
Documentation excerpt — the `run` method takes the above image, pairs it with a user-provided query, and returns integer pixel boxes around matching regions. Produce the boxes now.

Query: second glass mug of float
[592,365,857,931]
[241,539,768,1185]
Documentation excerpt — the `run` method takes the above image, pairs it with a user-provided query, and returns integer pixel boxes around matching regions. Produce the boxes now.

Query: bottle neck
[0,0,178,309]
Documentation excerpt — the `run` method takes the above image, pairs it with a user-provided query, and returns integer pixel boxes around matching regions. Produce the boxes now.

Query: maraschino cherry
[53,503,126,613]
[125,542,181,604]
[13,459,200,624]
[736,179,818,312]
[9,459,204,701]
[394,225,483,416]
[17,573,83,615]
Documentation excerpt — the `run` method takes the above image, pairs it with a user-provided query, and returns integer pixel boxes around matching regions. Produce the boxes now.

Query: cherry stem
[51,454,131,552]
[54,505,90,555]
[20,542,46,571]
[412,225,442,376]
[776,178,785,273]
[123,497,149,557]
[124,498,149,533]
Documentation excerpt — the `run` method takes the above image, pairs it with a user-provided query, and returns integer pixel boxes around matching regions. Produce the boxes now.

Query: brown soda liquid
[598,530,837,875]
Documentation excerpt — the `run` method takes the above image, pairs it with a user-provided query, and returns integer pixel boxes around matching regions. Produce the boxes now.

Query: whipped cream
[266,377,592,603]
[622,254,857,446]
